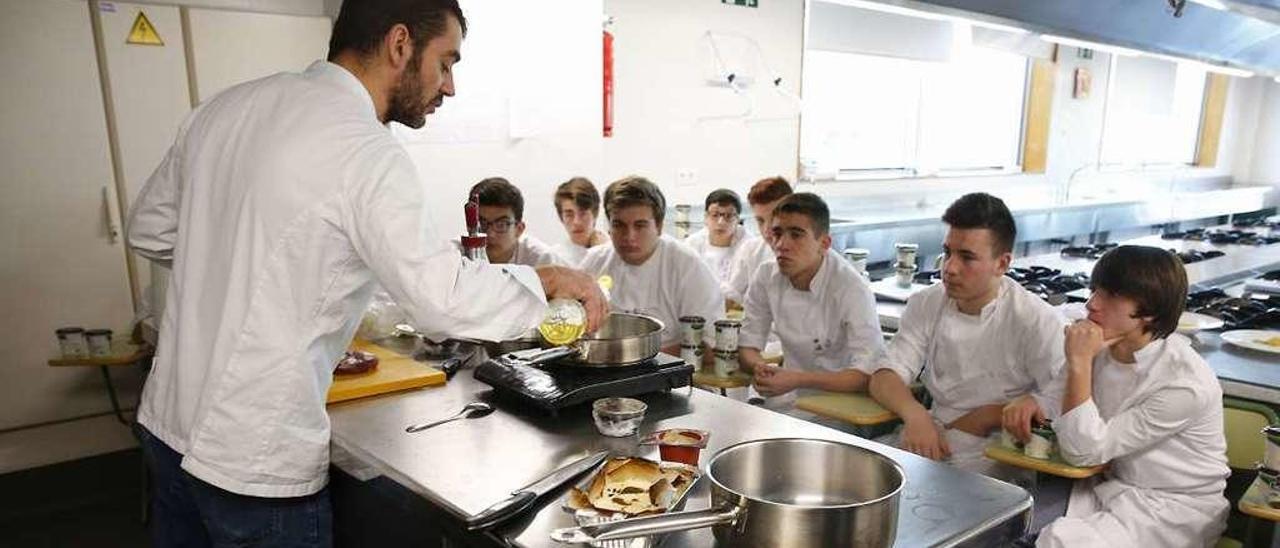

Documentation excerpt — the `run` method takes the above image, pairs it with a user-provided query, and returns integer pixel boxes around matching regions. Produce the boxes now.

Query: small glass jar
[714,319,741,352]
[713,349,739,377]
[56,327,88,359]
[895,264,917,288]
[843,248,870,276]
[85,329,113,358]
[894,242,919,269]
[592,397,647,437]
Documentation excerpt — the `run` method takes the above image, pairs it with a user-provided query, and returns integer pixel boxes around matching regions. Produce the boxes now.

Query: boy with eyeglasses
[685,189,754,285]
[470,177,564,266]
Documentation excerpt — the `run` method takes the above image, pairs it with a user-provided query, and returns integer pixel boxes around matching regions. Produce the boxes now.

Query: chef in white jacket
[869,193,1064,481]
[723,176,793,306]
[738,193,885,410]
[684,189,754,285]
[468,177,564,266]
[1038,246,1228,547]
[126,2,604,545]
[579,176,724,356]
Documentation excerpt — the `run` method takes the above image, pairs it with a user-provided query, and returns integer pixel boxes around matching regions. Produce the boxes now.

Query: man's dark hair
[327,0,467,61]
[554,177,600,216]
[470,177,523,221]
[746,176,793,206]
[604,176,666,224]
[704,189,743,214]
[772,192,830,236]
[941,192,1017,255]
[1090,245,1188,340]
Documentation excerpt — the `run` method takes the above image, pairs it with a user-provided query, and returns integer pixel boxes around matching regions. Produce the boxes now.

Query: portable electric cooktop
[473,350,693,414]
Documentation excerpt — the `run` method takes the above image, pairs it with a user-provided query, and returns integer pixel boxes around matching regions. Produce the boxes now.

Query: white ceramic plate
[1221,330,1280,354]
[1177,311,1225,334]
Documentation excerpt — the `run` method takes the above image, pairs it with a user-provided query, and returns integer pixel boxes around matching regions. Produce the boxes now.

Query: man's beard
[385,49,431,129]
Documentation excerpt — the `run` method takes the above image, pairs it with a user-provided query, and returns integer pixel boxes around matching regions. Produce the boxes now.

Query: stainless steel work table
[328,358,1032,547]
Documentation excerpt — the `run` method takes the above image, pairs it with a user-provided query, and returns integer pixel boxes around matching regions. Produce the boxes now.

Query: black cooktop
[1186,288,1280,330]
[1060,243,1118,259]
[1162,228,1280,246]
[473,352,693,414]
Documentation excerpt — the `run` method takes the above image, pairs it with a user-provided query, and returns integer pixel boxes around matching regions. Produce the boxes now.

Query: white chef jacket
[1037,335,1229,548]
[508,235,564,267]
[684,226,753,286]
[579,235,723,347]
[553,241,590,267]
[723,237,773,303]
[875,277,1065,474]
[127,61,546,498]
[740,248,885,377]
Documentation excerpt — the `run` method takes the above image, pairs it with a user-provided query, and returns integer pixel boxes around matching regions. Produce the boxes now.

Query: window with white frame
[801,17,1029,178]
[1099,55,1206,167]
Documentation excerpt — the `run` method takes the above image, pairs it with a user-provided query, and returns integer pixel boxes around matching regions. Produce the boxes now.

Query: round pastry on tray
[335,350,379,375]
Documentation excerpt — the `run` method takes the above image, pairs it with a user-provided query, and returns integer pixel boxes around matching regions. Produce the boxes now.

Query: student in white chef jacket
[1037,246,1228,547]
[738,193,885,410]
[684,189,754,286]
[469,177,564,266]
[579,176,724,357]
[868,193,1064,481]
[723,176,793,306]
[551,177,609,267]
[125,3,605,545]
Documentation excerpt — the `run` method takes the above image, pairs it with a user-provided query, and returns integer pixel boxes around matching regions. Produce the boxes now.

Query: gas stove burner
[1162,228,1206,240]
[1173,249,1226,264]
[1186,290,1280,330]
[1233,218,1280,229]
[1060,243,1118,259]
[1005,267,1089,304]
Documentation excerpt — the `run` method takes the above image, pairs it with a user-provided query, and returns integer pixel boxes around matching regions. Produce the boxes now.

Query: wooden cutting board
[326,339,446,404]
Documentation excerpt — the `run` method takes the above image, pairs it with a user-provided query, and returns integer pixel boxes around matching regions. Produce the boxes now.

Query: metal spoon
[405,402,494,433]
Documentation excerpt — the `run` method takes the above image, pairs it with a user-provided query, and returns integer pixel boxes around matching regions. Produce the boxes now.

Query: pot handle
[507,345,578,365]
[550,505,743,544]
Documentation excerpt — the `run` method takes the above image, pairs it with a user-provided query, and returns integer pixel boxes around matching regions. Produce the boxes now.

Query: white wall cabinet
[0,0,329,470]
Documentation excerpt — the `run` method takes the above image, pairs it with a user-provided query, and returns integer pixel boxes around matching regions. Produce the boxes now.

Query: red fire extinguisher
[603,28,614,138]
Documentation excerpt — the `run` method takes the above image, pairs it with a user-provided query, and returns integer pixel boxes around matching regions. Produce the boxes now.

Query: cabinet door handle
[102,185,120,244]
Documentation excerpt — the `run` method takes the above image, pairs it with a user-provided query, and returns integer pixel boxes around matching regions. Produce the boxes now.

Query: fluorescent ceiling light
[1040,35,1143,57]
[1187,0,1229,10]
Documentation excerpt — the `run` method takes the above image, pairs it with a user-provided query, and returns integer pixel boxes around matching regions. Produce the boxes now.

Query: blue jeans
[136,424,332,548]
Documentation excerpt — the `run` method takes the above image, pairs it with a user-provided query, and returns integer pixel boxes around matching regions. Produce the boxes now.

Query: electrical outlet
[677,169,697,187]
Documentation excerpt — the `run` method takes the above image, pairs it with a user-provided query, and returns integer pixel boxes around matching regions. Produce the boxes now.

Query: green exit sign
[722,0,758,7]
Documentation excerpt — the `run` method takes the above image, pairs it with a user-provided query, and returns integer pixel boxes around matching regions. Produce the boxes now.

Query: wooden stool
[692,369,752,396]
[795,391,897,426]
[983,444,1104,479]
[48,342,153,425]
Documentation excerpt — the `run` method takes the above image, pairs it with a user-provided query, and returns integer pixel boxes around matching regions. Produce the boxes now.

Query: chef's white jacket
[740,248,885,379]
[723,237,773,303]
[578,235,723,347]
[684,226,753,286]
[1038,335,1229,547]
[553,241,589,268]
[874,277,1065,474]
[508,235,564,267]
[127,61,546,498]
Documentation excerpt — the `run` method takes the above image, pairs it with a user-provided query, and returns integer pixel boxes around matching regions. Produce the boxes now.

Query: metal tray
[558,460,701,548]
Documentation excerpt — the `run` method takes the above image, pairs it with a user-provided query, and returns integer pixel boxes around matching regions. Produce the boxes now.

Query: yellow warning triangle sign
[127,11,163,46]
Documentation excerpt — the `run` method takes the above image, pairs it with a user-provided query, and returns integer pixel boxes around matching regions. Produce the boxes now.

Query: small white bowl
[592,397,647,437]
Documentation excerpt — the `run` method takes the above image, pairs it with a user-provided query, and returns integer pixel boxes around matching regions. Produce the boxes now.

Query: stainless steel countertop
[1196,331,1280,405]
[328,358,1032,547]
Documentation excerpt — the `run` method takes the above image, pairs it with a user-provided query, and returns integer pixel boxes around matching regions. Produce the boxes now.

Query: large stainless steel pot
[503,313,664,368]
[552,438,904,547]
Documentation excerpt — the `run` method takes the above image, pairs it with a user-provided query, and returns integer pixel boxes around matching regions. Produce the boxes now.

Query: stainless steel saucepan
[551,438,905,547]
[503,312,665,368]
